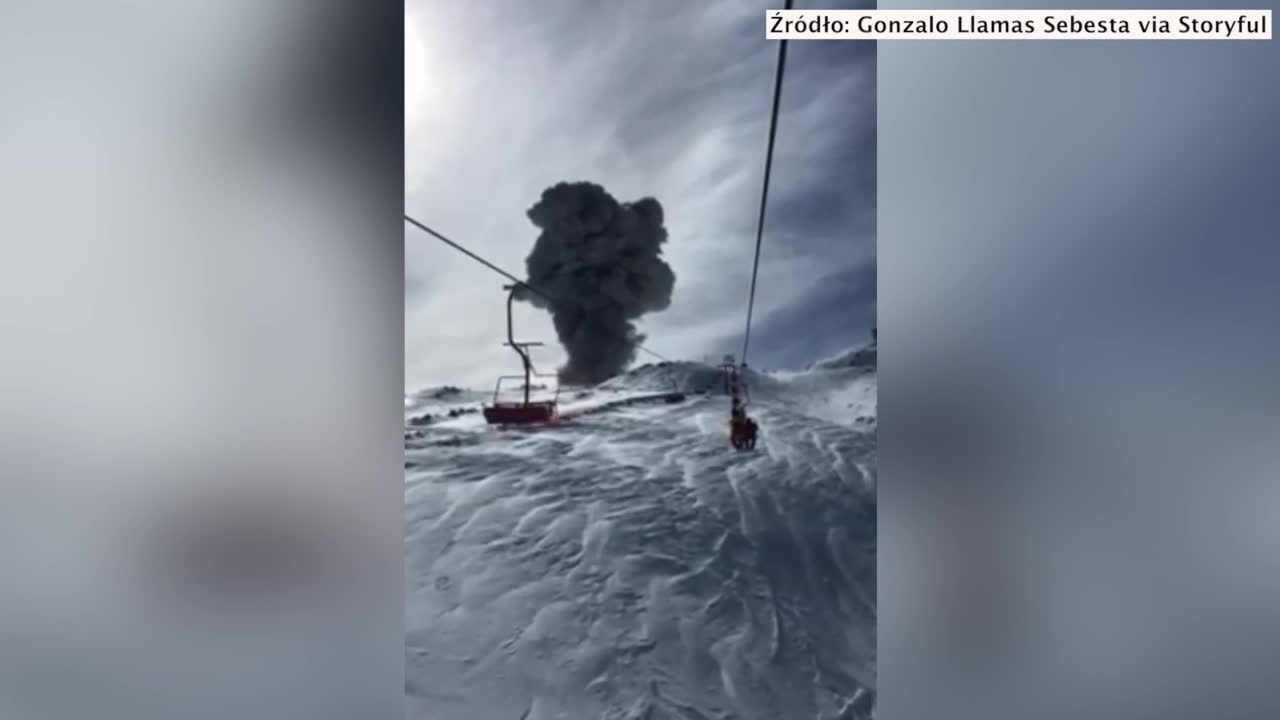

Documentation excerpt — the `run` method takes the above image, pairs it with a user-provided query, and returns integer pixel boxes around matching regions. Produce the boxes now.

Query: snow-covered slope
[405,351,877,720]
[405,385,490,417]
[775,341,878,431]
[810,342,878,373]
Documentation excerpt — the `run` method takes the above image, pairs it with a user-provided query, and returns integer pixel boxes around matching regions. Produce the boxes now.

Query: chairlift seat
[483,401,557,425]
[480,283,561,428]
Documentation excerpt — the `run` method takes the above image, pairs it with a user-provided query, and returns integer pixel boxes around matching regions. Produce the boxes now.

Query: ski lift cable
[740,0,793,367]
[404,213,674,364]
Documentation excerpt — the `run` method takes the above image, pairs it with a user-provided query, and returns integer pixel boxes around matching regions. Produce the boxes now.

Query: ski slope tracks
[405,344,877,720]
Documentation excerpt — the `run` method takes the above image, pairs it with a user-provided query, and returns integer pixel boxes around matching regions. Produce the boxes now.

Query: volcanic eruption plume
[518,181,676,385]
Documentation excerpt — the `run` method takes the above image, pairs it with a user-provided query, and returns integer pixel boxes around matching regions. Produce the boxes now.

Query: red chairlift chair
[482,283,561,426]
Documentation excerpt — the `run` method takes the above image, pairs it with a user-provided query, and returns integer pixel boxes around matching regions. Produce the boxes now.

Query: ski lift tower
[719,354,738,396]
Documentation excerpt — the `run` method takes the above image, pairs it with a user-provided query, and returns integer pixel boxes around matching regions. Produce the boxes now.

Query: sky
[405,0,875,391]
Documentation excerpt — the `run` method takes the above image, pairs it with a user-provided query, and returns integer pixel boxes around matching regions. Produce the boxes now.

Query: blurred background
[0,3,402,719]
[879,0,1280,718]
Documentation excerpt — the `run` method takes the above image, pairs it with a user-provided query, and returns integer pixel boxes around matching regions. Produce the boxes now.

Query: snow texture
[405,349,877,720]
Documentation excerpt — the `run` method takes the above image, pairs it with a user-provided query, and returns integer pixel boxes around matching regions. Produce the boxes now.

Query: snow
[405,350,877,719]
[405,386,491,417]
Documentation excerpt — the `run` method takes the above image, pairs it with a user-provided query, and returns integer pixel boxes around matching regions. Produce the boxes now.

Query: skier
[730,403,759,451]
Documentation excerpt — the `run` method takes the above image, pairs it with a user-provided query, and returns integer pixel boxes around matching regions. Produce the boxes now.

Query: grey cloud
[518,181,676,385]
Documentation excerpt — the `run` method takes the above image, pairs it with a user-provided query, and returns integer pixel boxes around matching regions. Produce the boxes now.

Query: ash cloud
[518,181,676,385]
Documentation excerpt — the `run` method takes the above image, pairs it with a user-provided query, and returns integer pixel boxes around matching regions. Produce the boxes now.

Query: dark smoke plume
[518,181,676,385]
